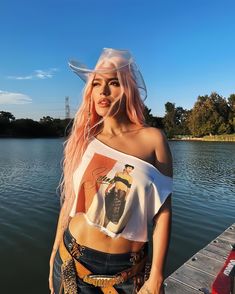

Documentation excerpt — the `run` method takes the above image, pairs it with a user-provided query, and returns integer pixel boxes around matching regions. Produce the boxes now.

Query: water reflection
[169,140,235,275]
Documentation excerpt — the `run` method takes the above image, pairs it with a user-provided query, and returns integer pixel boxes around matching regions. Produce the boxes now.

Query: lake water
[0,138,234,293]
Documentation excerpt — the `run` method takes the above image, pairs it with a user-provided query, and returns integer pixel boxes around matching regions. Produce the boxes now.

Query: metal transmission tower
[65,96,70,119]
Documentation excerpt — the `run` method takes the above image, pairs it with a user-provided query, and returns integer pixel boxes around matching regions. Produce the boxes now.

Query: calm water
[0,138,234,293]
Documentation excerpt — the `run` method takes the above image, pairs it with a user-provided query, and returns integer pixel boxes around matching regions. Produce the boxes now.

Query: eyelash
[92,81,120,87]
[110,81,120,86]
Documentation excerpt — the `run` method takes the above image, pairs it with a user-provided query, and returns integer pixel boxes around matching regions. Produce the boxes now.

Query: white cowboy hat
[68,48,147,101]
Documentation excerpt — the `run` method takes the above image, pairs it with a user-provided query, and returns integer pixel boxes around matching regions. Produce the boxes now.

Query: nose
[100,83,110,96]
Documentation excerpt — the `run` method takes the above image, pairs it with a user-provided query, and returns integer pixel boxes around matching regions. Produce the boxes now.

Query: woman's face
[91,72,124,117]
[125,166,134,173]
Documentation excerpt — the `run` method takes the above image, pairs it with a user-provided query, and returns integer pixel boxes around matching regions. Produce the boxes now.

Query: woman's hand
[137,278,165,294]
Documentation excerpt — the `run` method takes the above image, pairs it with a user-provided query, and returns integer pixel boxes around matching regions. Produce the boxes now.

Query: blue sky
[0,0,234,121]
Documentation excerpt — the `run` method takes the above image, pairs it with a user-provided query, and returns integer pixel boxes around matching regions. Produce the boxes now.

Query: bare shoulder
[141,126,165,140]
[141,127,173,177]
[140,126,168,148]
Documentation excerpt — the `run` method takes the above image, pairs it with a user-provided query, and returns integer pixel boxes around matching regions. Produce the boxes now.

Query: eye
[92,81,100,87]
[110,80,120,87]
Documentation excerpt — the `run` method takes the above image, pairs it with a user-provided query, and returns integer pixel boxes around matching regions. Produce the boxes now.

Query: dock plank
[211,237,234,251]
[199,248,226,262]
[217,230,235,243]
[169,264,215,291]
[186,252,223,275]
[164,278,201,294]
[199,244,229,260]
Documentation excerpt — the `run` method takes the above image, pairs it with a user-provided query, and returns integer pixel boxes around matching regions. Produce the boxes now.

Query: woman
[49,48,173,294]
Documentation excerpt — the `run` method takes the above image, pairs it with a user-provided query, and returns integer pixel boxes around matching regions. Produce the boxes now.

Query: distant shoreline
[169,134,235,142]
[0,134,235,142]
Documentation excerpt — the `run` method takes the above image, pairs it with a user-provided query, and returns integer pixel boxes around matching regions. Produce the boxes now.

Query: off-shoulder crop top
[69,137,173,242]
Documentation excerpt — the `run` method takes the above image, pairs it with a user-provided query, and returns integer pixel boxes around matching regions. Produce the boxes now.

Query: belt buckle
[83,274,124,287]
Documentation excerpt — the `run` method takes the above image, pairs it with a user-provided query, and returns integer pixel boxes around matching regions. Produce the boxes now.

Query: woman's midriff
[68,213,146,253]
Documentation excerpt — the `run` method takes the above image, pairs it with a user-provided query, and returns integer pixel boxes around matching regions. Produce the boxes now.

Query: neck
[100,115,134,137]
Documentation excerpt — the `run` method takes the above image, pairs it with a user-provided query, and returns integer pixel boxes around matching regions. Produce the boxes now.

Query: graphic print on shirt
[75,152,135,234]
[103,164,134,228]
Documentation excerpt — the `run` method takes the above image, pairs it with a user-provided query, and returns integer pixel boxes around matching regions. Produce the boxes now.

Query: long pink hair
[58,57,147,229]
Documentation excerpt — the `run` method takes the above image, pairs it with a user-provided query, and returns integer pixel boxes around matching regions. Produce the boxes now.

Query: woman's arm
[49,199,73,293]
[50,203,71,254]
[138,128,173,293]
[144,196,172,293]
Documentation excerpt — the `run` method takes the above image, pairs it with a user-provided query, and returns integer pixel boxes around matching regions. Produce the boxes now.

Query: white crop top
[69,137,173,242]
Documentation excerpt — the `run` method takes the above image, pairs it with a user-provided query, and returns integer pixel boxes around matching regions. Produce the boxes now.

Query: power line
[65,96,70,119]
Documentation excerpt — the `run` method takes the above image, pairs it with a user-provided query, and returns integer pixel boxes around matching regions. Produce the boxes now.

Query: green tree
[163,102,176,138]
[0,111,15,122]
[39,116,59,136]
[163,102,190,137]
[228,94,235,112]
[143,106,164,128]
[0,111,15,135]
[175,107,191,135]
[11,119,44,137]
[188,92,232,136]
[39,116,54,124]
[144,106,154,124]
[227,94,235,132]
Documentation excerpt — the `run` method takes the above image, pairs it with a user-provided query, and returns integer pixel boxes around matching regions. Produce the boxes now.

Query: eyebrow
[92,77,119,82]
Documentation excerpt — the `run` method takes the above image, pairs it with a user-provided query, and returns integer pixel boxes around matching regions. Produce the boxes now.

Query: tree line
[0,92,234,138]
[162,92,234,138]
[0,114,71,137]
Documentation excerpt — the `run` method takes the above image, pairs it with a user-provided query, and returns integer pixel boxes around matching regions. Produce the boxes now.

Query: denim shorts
[53,228,148,294]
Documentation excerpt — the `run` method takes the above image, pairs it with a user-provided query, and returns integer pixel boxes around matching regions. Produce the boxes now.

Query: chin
[95,108,110,117]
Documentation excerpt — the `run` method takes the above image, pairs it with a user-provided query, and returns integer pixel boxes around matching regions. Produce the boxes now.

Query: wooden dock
[164,223,235,293]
